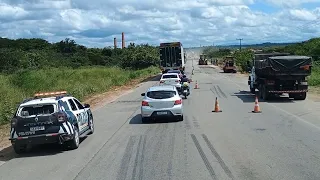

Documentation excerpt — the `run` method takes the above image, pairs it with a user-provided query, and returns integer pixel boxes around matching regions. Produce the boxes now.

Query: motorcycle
[181,82,190,99]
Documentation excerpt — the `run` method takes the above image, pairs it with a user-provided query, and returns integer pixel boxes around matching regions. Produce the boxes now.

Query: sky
[0,0,320,48]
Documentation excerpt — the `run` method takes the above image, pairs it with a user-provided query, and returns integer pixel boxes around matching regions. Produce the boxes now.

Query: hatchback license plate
[157,112,167,115]
[30,126,45,131]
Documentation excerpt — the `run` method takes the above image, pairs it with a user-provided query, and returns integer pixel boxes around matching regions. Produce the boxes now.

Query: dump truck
[248,53,312,100]
[198,54,208,65]
[159,42,185,74]
[223,56,237,73]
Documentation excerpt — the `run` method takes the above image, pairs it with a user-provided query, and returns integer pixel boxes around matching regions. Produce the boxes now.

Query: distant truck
[248,53,312,100]
[159,42,185,74]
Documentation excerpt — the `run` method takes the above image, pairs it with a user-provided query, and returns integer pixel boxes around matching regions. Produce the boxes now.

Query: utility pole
[236,38,243,51]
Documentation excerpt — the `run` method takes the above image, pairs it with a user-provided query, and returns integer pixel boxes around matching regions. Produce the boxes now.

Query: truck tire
[261,85,269,100]
[250,88,255,94]
[289,93,294,99]
[294,92,307,100]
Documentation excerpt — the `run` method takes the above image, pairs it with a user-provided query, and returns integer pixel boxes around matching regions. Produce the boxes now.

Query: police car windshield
[147,91,176,99]
[20,104,55,117]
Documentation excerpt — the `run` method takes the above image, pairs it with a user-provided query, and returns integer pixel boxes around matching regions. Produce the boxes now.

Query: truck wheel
[261,85,269,100]
[294,92,307,100]
[250,88,255,94]
[289,93,294,99]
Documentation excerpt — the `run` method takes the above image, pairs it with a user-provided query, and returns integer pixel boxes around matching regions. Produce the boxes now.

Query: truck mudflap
[268,89,308,93]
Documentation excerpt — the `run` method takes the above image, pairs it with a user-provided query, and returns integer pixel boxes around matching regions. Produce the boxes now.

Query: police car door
[67,98,87,133]
[73,98,89,132]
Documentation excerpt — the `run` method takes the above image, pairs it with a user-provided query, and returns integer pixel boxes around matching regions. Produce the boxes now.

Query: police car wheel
[13,144,27,154]
[88,116,94,135]
[68,126,80,150]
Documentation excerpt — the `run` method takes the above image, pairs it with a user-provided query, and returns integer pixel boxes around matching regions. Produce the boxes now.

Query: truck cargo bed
[255,55,311,78]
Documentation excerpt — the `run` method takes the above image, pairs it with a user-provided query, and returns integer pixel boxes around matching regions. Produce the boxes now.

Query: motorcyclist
[180,75,190,94]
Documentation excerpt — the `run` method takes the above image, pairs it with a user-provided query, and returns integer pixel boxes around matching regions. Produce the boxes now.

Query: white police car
[9,91,94,154]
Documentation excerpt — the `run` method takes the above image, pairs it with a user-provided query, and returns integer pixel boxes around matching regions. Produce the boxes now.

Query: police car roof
[20,97,66,106]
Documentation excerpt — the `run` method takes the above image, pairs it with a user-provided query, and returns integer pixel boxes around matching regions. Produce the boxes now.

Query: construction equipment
[223,56,237,73]
[198,54,208,65]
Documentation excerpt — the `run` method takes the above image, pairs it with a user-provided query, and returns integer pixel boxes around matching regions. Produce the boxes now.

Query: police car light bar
[34,91,68,98]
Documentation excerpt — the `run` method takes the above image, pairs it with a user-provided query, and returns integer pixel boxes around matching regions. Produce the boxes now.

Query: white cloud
[265,0,319,8]
[0,0,319,47]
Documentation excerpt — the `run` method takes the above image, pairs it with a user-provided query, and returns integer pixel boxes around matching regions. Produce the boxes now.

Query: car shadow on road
[129,114,178,124]
[232,91,295,103]
[0,137,88,160]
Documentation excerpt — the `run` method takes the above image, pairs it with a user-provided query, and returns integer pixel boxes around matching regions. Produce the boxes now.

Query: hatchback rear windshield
[162,75,178,79]
[19,104,55,117]
[147,91,176,99]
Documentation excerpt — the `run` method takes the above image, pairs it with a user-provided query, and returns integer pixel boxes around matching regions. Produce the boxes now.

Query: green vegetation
[203,47,231,58]
[0,38,160,124]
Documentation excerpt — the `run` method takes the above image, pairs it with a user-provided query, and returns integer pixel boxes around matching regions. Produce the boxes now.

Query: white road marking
[0,161,5,167]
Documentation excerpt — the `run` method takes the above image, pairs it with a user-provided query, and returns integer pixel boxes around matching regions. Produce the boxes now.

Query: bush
[0,66,159,125]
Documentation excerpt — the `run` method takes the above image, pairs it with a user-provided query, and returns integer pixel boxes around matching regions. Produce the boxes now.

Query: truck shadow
[232,91,295,103]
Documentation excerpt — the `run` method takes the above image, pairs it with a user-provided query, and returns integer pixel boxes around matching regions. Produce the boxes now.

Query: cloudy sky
[0,0,320,47]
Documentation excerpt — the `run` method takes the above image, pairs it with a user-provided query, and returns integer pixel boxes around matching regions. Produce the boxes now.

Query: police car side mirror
[84,103,90,108]
[141,93,145,96]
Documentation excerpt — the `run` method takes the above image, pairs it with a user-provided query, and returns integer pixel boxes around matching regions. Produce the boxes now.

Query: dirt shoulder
[0,73,161,151]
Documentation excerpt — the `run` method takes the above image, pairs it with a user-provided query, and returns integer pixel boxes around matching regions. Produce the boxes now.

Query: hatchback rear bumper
[141,105,183,118]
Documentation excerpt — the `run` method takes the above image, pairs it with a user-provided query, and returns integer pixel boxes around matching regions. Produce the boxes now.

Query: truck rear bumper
[268,89,308,93]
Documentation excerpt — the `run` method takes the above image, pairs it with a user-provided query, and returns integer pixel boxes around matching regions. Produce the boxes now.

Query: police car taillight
[11,118,17,127]
[57,113,67,122]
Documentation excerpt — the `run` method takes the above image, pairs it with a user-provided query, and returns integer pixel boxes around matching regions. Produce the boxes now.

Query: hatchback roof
[148,85,175,92]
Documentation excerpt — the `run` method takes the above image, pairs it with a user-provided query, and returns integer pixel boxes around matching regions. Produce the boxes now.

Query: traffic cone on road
[194,80,199,89]
[252,96,261,113]
[212,97,222,112]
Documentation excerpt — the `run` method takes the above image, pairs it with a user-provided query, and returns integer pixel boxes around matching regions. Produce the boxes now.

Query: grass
[0,66,160,125]
[309,65,320,86]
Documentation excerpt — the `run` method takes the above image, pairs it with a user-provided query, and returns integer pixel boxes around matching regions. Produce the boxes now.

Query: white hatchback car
[159,73,181,92]
[140,85,184,123]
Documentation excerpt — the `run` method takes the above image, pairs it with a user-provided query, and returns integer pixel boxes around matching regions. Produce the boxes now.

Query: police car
[9,91,94,154]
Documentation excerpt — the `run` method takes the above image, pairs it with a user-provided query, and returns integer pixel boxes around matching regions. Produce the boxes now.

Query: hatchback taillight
[174,99,182,105]
[175,80,180,83]
[142,101,149,106]
[57,112,67,122]
[160,80,164,83]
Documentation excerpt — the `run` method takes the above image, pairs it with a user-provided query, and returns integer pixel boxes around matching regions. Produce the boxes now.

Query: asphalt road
[1,53,320,180]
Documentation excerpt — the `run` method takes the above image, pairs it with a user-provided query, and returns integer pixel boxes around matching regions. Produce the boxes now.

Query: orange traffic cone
[252,96,261,113]
[194,80,199,89]
[212,97,222,112]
